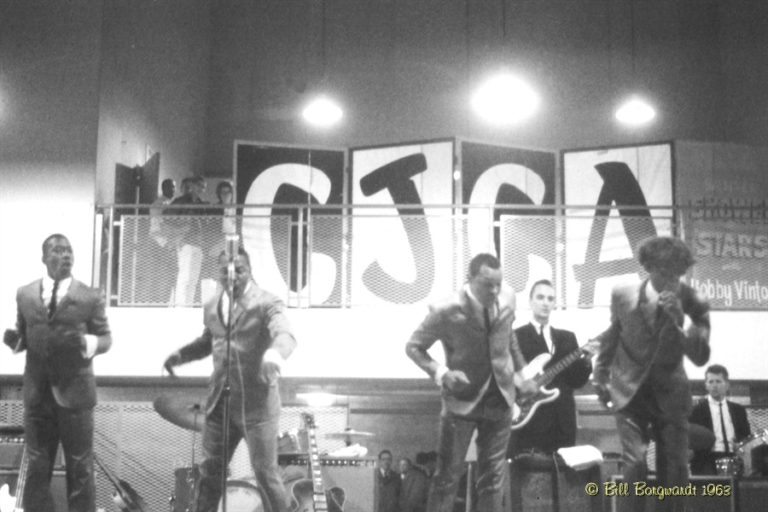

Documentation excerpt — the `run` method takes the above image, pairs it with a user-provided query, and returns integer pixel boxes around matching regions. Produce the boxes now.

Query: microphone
[225,234,239,290]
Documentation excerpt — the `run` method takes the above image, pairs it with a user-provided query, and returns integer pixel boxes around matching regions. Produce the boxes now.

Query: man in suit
[3,233,112,512]
[593,236,711,512]
[509,279,592,455]
[164,246,296,512]
[406,253,536,512]
[376,449,400,512]
[398,457,429,512]
[689,364,751,474]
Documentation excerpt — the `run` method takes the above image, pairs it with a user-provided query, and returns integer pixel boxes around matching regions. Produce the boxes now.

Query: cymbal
[324,429,375,440]
[153,394,204,432]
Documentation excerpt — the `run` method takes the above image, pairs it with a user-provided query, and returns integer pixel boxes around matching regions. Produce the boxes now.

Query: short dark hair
[529,279,553,299]
[378,449,393,459]
[42,233,68,255]
[216,180,233,197]
[637,236,695,275]
[705,364,729,381]
[467,253,500,280]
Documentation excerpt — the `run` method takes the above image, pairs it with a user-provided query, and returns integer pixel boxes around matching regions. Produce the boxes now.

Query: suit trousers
[195,393,287,512]
[24,388,96,512]
[428,390,512,512]
[615,384,690,512]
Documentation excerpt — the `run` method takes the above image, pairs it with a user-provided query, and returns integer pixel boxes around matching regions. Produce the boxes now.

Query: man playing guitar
[508,279,592,456]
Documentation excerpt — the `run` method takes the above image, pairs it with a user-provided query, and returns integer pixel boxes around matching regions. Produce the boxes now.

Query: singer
[163,245,296,512]
[592,236,711,512]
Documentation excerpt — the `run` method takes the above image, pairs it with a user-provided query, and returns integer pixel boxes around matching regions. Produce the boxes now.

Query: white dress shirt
[41,275,98,358]
[708,395,736,452]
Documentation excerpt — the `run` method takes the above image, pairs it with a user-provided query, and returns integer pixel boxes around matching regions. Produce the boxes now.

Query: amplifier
[0,468,68,512]
[0,435,65,469]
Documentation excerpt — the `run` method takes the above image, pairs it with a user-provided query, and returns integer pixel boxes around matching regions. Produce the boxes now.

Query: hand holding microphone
[658,290,684,326]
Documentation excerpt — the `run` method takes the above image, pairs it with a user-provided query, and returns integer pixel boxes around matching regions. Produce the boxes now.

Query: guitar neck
[534,347,585,388]
[304,418,329,512]
[14,445,28,510]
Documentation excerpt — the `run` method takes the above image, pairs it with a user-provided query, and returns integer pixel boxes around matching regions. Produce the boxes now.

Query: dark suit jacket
[406,284,527,414]
[377,469,401,512]
[512,323,591,453]
[593,280,710,417]
[398,467,429,512]
[13,278,111,409]
[689,398,751,474]
[176,281,296,417]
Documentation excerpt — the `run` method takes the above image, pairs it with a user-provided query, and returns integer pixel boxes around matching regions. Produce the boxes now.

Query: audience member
[689,364,751,474]
[166,176,208,305]
[145,178,177,303]
[399,457,429,512]
[377,449,400,512]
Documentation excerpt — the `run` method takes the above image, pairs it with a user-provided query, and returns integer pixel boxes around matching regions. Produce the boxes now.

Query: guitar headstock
[301,412,317,430]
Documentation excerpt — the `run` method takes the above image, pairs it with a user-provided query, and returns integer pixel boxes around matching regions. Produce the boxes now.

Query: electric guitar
[511,339,599,431]
[289,413,345,512]
[0,445,29,512]
[94,454,150,512]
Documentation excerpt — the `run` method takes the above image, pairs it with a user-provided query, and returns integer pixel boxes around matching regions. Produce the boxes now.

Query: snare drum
[715,456,742,477]
[735,428,768,476]
[217,479,265,512]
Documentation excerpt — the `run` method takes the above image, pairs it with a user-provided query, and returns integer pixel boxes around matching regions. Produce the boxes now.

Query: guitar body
[289,479,314,512]
[511,353,562,431]
[291,413,346,512]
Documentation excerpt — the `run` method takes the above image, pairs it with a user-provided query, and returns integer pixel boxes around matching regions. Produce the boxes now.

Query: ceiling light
[615,96,656,126]
[471,73,540,125]
[302,96,343,127]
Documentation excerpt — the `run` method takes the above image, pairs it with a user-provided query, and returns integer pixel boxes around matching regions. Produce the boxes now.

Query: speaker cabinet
[736,478,768,512]
[508,460,602,512]
[609,475,736,512]
[0,469,68,512]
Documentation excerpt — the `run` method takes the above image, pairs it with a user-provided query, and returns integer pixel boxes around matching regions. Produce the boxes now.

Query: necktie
[719,402,730,453]
[48,279,60,319]
[483,307,491,332]
[539,324,551,353]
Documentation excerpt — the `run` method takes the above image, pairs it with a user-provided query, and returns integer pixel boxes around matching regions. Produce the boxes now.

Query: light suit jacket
[176,281,296,417]
[12,279,111,409]
[593,279,710,416]
[406,285,527,415]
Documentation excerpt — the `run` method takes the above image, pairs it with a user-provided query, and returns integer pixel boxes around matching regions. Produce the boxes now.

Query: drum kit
[152,394,375,512]
[716,428,768,477]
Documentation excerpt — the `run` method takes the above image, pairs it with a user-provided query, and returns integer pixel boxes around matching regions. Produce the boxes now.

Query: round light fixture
[471,73,540,125]
[302,96,343,127]
[615,96,656,126]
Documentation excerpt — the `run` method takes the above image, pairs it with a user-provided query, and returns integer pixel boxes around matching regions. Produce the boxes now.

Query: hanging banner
[461,141,557,307]
[563,143,674,307]
[350,140,455,305]
[235,142,346,306]
[676,141,768,309]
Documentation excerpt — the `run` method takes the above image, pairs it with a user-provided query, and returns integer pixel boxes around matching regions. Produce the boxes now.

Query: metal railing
[92,203,768,310]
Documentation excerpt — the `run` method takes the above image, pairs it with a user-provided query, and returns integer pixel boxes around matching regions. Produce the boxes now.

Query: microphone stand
[220,234,238,512]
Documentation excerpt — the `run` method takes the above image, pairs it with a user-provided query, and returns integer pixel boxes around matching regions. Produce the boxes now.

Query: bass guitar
[94,453,150,512]
[511,339,599,431]
[0,445,29,512]
[289,413,345,512]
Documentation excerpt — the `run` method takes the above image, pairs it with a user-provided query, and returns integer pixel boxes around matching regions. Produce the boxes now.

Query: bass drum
[217,479,265,512]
